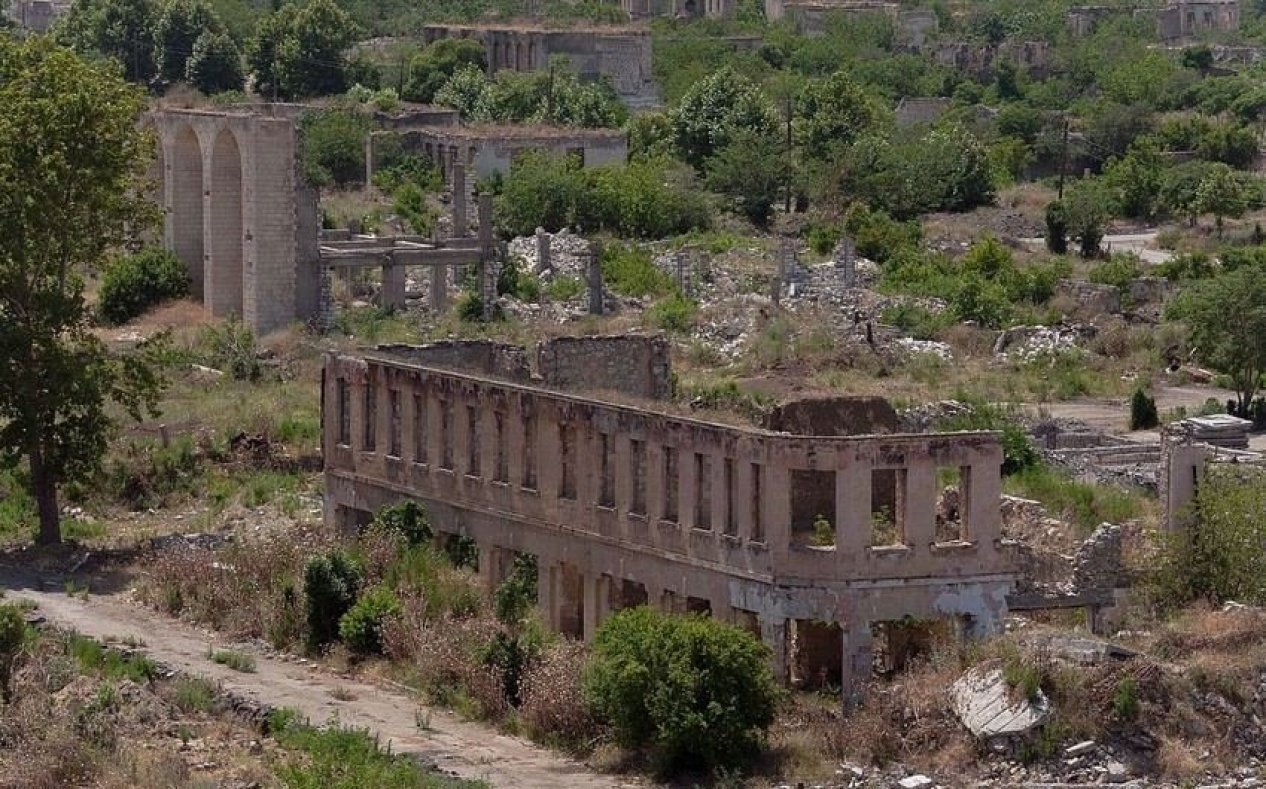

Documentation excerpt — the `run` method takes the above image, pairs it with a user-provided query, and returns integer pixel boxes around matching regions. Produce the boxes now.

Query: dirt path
[1026,384,1236,437]
[0,566,639,789]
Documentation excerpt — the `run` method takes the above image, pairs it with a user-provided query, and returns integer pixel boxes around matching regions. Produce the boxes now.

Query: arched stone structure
[146,108,321,334]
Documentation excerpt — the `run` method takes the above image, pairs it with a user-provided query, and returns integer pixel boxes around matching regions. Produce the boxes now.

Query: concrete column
[763,465,791,558]
[507,395,525,489]
[381,263,406,311]
[481,400,498,482]
[374,371,391,456]
[426,388,444,470]
[429,264,448,313]
[614,435,632,518]
[402,378,417,464]
[478,193,495,321]
[582,573,611,642]
[364,133,376,189]
[537,562,557,630]
[453,397,472,475]
[451,162,468,238]
[646,443,665,523]
[478,543,500,592]
[736,460,754,540]
[586,246,604,315]
[841,624,873,707]
[904,459,936,549]
[837,458,871,555]
[681,450,699,530]
[534,228,552,275]
[576,426,598,507]
[536,408,562,501]
[712,451,728,534]
[760,617,789,684]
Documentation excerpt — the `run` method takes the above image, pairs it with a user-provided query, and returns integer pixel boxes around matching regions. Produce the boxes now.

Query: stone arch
[208,128,244,317]
[170,124,204,300]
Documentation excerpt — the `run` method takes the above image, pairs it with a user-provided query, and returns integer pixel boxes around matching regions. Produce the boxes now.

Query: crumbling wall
[536,334,671,400]
[376,341,531,381]
[765,395,900,437]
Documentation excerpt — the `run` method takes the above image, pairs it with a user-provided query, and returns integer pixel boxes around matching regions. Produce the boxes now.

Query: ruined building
[1068,1,1240,40]
[147,108,321,335]
[421,24,659,108]
[620,0,733,19]
[323,341,1017,693]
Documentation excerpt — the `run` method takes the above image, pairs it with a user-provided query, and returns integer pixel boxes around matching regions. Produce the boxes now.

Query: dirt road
[0,566,638,789]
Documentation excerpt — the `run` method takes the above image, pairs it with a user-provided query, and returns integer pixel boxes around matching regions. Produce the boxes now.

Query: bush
[299,105,373,188]
[0,604,26,702]
[585,606,778,773]
[98,248,190,325]
[303,550,364,653]
[202,318,260,381]
[1088,255,1143,289]
[1044,200,1069,254]
[371,501,433,546]
[1129,387,1159,430]
[646,295,698,334]
[339,586,403,655]
[601,244,675,298]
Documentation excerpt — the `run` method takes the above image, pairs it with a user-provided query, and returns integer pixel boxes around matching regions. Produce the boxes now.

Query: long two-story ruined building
[323,341,1017,692]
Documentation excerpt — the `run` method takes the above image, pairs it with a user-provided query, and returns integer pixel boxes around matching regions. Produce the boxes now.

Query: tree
[705,129,786,227]
[627,112,674,162]
[1064,179,1109,258]
[246,0,358,100]
[153,0,221,83]
[1169,265,1266,415]
[671,66,778,171]
[298,104,373,187]
[796,70,886,160]
[1195,163,1253,237]
[584,606,778,772]
[185,30,243,94]
[1044,200,1069,254]
[0,37,165,545]
[402,38,485,104]
[56,0,159,83]
[1104,136,1163,220]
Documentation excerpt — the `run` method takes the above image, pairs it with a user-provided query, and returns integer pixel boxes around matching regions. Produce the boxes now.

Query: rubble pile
[994,324,1097,361]
[507,228,593,279]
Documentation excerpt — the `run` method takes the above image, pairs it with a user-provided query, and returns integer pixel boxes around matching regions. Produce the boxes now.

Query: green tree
[56,0,159,83]
[432,62,486,118]
[1064,179,1109,258]
[671,66,778,170]
[585,607,778,772]
[246,0,358,100]
[1044,199,1069,254]
[185,29,243,94]
[1104,137,1163,220]
[705,129,786,227]
[796,69,886,159]
[0,37,165,545]
[402,37,485,104]
[627,111,674,162]
[1195,163,1253,237]
[1169,265,1266,415]
[153,0,221,83]
[298,104,372,187]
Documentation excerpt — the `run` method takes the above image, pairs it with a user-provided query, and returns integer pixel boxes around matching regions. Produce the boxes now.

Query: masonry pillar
[364,132,376,190]
[904,458,936,550]
[760,617,789,684]
[451,162,468,238]
[478,543,501,592]
[836,458,871,555]
[478,193,496,321]
[586,243,604,315]
[537,561,557,630]
[841,624,873,708]
[535,227,552,275]
[582,573,611,642]
[429,264,448,313]
[380,263,406,311]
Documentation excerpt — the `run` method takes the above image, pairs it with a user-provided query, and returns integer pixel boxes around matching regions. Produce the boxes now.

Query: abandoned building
[1067,1,1240,40]
[6,0,66,31]
[146,108,321,335]
[323,340,1017,693]
[620,0,732,20]
[764,0,898,33]
[365,124,628,187]
[420,24,659,107]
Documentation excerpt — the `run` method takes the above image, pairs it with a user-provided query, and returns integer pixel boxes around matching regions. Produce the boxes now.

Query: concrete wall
[422,25,658,107]
[368,127,628,185]
[148,109,320,335]
[621,0,733,19]
[323,350,1016,690]
[8,0,66,30]
[376,341,532,382]
[537,334,671,400]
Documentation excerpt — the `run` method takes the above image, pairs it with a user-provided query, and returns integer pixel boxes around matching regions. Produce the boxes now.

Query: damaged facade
[323,341,1017,695]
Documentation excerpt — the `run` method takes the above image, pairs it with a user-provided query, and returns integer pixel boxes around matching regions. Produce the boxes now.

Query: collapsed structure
[323,339,1018,694]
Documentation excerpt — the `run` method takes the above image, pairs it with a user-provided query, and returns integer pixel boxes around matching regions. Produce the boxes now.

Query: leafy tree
[627,111,674,162]
[796,69,886,159]
[585,606,778,772]
[1197,121,1258,168]
[431,62,485,117]
[433,62,627,129]
[1129,387,1159,430]
[298,104,372,187]
[402,38,485,104]
[246,0,359,100]
[0,37,165,545]
[1195,162,1254,236]
[185,30,243,94]
[1160,160,1218,225]
[1168,265,1266,415]
[671,66,778,170]
[153,0,221,83]
[705,129,786,227]
[1064,179,1109,258]
[1044,199,1069,254]
[56,0,159,83]
[1104,137,1163,220]
[98,246,190,324]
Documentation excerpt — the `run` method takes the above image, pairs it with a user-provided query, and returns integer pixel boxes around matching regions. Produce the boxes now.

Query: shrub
[1130,387,1160,430]
[299,105,373,188]
[585,606,778,773]
[98,248,190,325]
[646,295,698,334]
[1089,255,1143,289]
[601,244,675,298]
[202,317,260,380]
[304,550,364,653]
[371,501,433,546]
[0,604,25,701]
[339,586,403,655]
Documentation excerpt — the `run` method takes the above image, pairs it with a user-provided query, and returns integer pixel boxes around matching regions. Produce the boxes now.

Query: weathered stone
[951,664,1052,739]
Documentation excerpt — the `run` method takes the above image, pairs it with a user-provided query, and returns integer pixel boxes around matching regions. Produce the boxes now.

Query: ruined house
[764,0,898,34]
[620,0,733,20]
[7,0,67,31]
[323,340,1018,695]
[1068,0,1240,40]
[420,24,659,108]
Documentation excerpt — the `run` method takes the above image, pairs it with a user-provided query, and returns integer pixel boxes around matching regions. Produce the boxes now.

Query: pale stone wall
[148,109,320,335]
[323,349,1016,691]
[537,334,671,400]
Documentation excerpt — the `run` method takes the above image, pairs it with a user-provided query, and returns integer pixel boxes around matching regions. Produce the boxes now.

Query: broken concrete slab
[1025,634,1138,666]
[898,775,934,789]
[951,664,1052,739]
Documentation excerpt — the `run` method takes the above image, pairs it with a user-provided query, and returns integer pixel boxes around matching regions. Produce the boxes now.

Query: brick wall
[537,334,672,400]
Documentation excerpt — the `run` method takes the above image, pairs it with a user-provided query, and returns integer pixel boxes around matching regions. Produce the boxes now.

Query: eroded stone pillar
[760,617,789,684]
[535,227,552,275]
[841,624,874,708]
[451,162,468,238]
[381,263,406,311]
[478,193,495,321]
[582,573,611,642]
[586,245,604,315]
[429,264,448,313]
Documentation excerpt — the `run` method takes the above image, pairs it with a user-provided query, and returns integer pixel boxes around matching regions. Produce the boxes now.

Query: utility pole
[1057,114,1070,200]
[783,95,792,213]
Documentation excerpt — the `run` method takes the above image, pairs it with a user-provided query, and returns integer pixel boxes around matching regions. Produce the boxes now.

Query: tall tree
[153,0,222,83]
[0,37,165,545]
[185,29,243,94]
[56,0,159,83]
[1169,265,1266,416]
[671,66,778,171]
